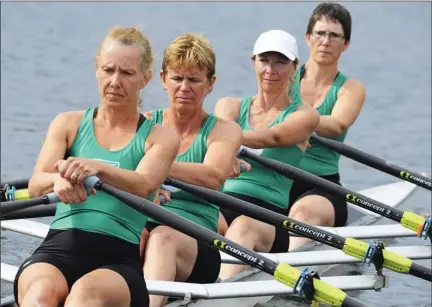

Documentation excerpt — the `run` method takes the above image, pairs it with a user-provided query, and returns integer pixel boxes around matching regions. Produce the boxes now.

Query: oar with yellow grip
[164,177,432,282]
[239,149,432,242]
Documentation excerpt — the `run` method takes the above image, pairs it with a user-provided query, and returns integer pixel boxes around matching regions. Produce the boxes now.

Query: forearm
[242,130,277,148]
[315,116,346,137]
[169,162,224,190]
[242,130,305,149]
[98,164,156,199]
[28,172,59,197]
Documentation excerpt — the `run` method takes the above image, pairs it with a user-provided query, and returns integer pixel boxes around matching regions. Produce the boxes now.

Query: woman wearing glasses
[287,2,367,250]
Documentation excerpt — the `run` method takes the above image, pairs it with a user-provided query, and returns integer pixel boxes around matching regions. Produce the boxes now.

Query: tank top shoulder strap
[272,99,301,126]
[136,115,155,141]
[75,108,95,140]
[151,109,164,125]
[323,71,350,111]
[200,113,218,144]
[288,66,303,102]
[237,96,253,127]
[67,108,96,156]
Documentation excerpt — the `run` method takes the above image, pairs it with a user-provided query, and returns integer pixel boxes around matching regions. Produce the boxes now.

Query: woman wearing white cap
[214,30,320,280]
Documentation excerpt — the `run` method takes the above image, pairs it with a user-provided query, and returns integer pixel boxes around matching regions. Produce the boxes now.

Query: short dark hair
[306,2,352,42]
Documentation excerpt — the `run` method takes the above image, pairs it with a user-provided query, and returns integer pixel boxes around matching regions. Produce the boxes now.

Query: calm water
[1,2,431,306]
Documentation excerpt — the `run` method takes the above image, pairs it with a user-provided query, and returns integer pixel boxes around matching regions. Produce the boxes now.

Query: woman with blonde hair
[14,26,179,307]
[141,33,242,307]
[214,30,320,280]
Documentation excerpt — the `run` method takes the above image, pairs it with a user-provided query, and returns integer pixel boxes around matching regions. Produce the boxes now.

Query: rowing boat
[0,178,420,307]
[164,179,420,307]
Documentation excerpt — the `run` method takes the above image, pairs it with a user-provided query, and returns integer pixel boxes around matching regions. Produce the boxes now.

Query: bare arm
[96,125,180,198]
[28,111,83,197]
[315,79,366,137]
[242,104,320,149]
[169,120,243,190]
[213,96,241,122]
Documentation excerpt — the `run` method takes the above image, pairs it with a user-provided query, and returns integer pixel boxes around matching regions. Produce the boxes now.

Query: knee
[289,196,334,225]
[146,226,176,252]
[66,277,102,307]
[227,216,257,238]
[289,203,313,221]
[21,279,61,307]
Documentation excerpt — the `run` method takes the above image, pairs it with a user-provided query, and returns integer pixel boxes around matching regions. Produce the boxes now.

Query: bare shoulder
[296,103,319,117]
[215,96,242,111]
[340,78,366,98]
[211,117,243,142]
[214,96,242,121]
[48,110,85,135]
[216,96,242,107]
[52,110,85,125]
[148,123,180,148]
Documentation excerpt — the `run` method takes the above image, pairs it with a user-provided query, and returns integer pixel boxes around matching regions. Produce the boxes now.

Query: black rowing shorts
[144,222,221,284]
[288,173,348,227]
[220,192,290,253]
[14,228,149,307]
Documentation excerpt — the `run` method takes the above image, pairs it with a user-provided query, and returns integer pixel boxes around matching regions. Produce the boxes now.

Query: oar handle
[0,186,92,216]
[159,195,167,205]
[158,164,249,205]
[239,163,248,173]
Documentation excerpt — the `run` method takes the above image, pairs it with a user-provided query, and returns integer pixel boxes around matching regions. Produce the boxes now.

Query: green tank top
[222,97,303,210]
[290,65,349,176]
[148,109,219,232]
[50,108,156,245]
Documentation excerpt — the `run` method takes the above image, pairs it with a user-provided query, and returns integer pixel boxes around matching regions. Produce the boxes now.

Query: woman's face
[161,66,216,112]
[96,42,149,108]
[254,52,296,93]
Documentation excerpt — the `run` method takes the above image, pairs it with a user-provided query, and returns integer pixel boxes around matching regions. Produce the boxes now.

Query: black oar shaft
[98,182,278,274]
[341,297,366,307]
[409,263,432,281]
[0,196,51,215]
[87,177,364,307]
[0,203,57,220]
[165,178,347,250]
[1,179,29,190]
[311,135,432,191]
[239,149,404,223]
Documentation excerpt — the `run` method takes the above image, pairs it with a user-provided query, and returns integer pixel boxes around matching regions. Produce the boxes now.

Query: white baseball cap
[252,30,299,61]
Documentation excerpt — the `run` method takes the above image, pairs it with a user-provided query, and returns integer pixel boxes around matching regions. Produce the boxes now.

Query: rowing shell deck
[0,180,422,307]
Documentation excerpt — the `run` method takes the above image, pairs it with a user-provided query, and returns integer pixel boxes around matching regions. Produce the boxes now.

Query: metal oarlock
[293,267,320,305]
[0,184,14,202]
[0,185,7,202]
[5,186,16,201]
[416,214,431,241]
[362,240,385,275]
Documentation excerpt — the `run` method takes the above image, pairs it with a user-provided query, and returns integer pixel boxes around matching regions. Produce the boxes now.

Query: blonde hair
[96,26,154,108]
[96,26,154,77]
[162,33,216,80]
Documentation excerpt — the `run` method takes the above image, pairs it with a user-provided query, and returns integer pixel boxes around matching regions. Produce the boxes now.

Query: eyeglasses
[311,30,345,42]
